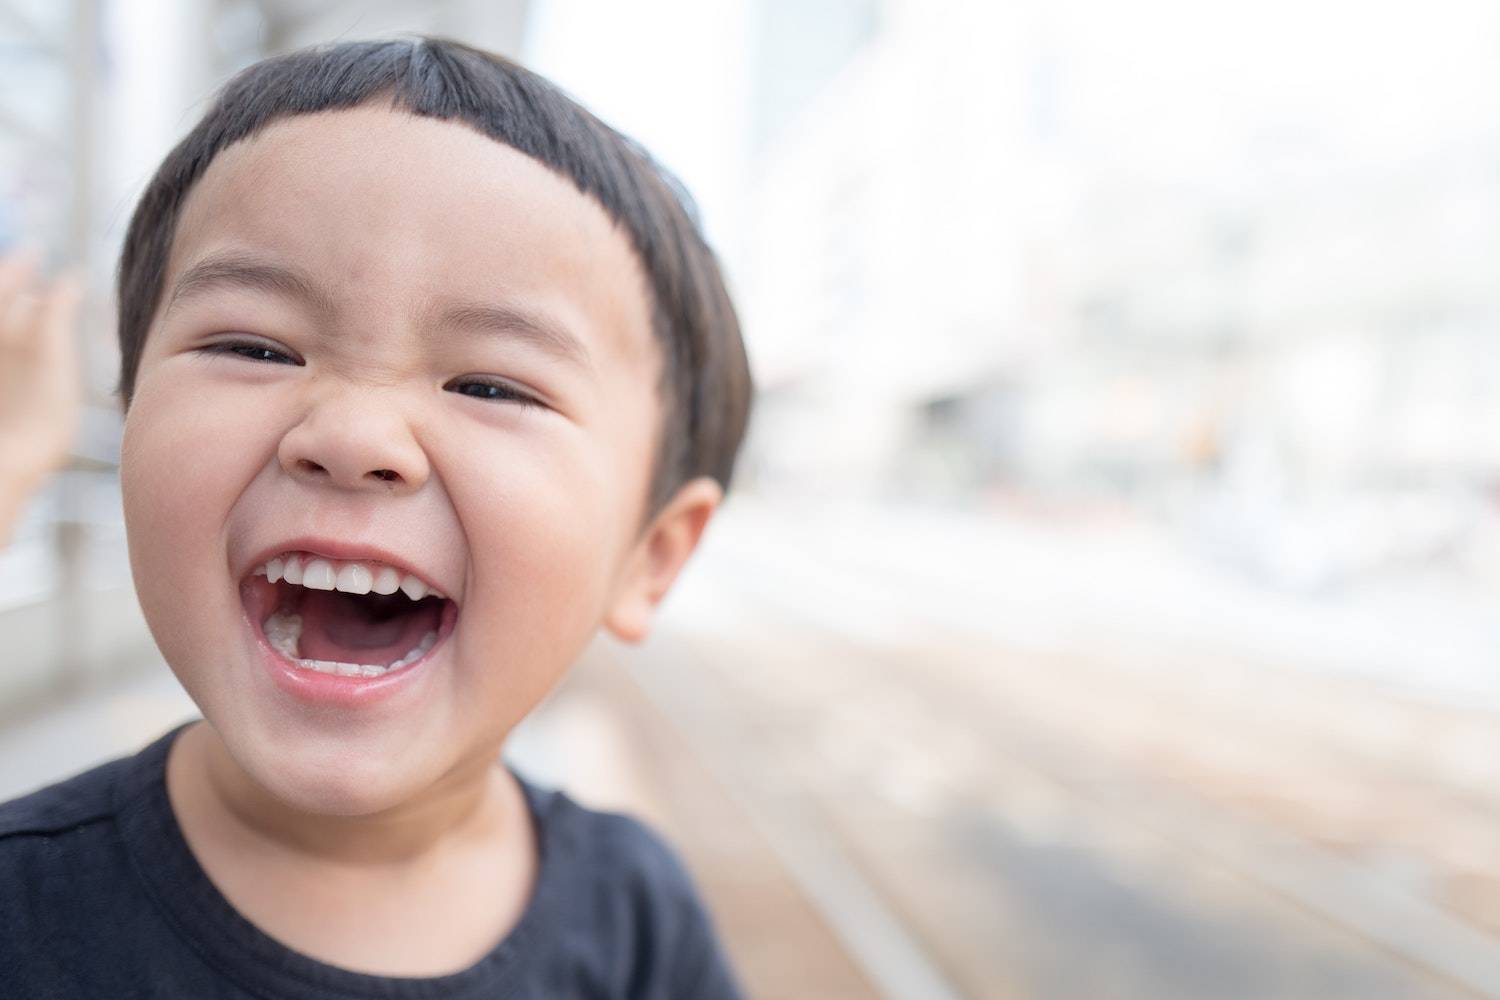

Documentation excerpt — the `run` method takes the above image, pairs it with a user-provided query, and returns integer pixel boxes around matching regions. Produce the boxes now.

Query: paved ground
[640,497,1500,998]
[4,496,1499,998]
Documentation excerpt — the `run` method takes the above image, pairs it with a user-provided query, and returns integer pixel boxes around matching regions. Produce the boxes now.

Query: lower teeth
[263,610,438,677]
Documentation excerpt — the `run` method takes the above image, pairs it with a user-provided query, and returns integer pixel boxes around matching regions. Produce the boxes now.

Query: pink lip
[243,588,459,709]
[239,536,455,602]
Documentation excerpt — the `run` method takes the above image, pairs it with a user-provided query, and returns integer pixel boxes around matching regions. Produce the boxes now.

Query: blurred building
[742,0,1036,501]
[738,0,1500,589]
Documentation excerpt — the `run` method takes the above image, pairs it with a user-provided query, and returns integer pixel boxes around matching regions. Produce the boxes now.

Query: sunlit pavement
[629,496,1500,999]
[4,496,1499,998]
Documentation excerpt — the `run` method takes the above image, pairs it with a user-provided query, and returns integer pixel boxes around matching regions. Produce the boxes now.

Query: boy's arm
[0,249,81,549]
[0,470,43,549]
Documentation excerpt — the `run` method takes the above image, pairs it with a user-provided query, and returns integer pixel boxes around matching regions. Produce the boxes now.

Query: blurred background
[2,0,1499,997]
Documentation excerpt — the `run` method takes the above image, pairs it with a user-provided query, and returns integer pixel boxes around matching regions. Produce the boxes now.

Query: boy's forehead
[167,106,657,371]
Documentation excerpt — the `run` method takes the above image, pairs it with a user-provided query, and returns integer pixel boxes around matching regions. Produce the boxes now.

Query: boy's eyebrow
[430,300,593,373]
[163,252,593,371]
[163,253,337,320]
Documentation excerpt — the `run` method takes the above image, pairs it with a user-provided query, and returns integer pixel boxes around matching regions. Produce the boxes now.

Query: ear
[603,476,723,644]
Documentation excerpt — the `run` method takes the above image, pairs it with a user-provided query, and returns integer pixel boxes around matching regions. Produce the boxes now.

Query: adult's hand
[0,248,82,548]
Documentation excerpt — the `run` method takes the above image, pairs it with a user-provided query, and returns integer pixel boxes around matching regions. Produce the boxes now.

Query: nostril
[298,459,327,476]
[370,469,400,483]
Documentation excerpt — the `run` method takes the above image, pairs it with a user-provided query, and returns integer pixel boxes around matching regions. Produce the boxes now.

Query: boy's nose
[276,390,429,495]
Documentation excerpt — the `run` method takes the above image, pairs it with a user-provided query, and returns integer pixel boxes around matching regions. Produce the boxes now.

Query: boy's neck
[163,720,541,976]
[169,720,520,868]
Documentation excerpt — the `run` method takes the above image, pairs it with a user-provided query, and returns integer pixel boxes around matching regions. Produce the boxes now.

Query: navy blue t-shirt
[0,722,745,999]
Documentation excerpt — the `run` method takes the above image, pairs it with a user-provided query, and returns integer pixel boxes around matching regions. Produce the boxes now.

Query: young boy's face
[121,105,682,815]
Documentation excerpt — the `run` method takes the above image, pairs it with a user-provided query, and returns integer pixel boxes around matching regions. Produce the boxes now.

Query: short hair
[115,36,753,527]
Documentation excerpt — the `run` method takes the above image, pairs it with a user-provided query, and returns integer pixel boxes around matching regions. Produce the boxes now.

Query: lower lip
[246,599,459,709]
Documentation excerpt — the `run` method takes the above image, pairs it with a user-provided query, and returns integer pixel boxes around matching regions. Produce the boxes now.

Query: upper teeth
[253,553,444,600]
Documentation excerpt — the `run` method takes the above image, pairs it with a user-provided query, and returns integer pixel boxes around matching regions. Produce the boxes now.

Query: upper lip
[239,536,456,603]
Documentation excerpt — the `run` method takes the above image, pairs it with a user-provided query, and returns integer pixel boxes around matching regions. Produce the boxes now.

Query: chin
[280,768,403,816]
[226,719,426,818]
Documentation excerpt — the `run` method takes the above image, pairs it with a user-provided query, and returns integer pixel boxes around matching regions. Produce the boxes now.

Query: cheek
[437,422,625,711]
[120,375,261,662]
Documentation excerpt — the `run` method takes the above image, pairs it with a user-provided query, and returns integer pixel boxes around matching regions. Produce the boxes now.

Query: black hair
[116,36,753,526]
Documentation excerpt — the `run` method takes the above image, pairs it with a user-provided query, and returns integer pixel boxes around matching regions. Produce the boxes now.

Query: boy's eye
[198,340,541,410]
[445,379,543,410]
[201,339,301,365]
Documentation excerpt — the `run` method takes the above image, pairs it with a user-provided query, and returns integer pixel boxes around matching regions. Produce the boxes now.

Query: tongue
[295,590,442,666]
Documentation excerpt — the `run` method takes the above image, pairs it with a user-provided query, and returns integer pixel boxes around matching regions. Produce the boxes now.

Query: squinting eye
[200,339,301,365]
[446,379,544,409]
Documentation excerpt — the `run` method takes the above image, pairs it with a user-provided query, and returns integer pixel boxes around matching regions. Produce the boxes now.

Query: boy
[0,36,753,998]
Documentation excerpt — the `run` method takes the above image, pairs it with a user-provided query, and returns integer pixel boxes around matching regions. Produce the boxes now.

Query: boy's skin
[0,251,81,548]
[121,103,723,976]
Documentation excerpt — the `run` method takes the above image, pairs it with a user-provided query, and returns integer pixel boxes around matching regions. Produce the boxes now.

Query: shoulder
[529,781,716,933]
[517,775,746,999]
[0,755,129,842]
[0,731,196,994]
[0,723,182,867]
[0,754,136,959]
[544,789,696,890]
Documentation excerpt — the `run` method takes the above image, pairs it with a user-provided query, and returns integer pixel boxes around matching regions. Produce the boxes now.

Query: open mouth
[243,553,456,679]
